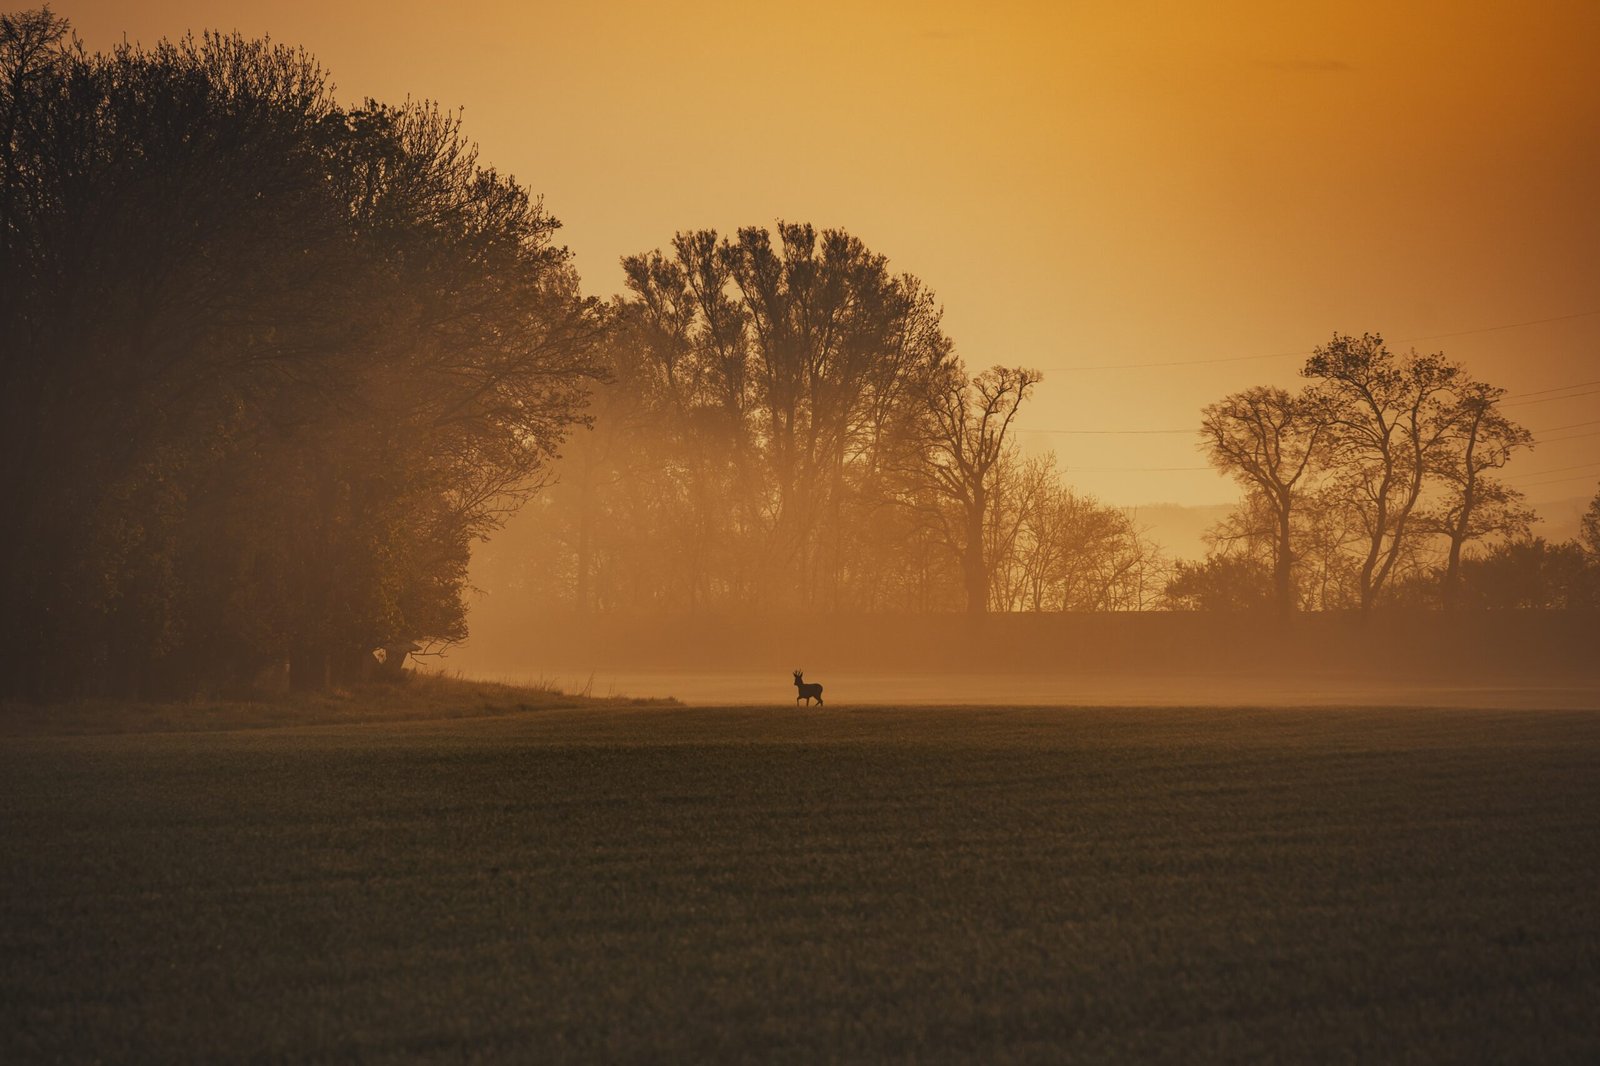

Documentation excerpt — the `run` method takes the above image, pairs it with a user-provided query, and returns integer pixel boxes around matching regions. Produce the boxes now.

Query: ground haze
[5,703,1599,1061]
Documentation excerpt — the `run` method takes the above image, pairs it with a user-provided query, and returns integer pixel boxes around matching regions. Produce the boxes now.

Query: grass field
[4,699,1600,1062]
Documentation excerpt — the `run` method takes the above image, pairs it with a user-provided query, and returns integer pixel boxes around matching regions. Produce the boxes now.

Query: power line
[1039,449,1600,478]
[1008,378,1600,467]
[1018,380,1600,438]
[1039,347,1306,373]
[1503,386,1600,409]
[1030,427,1191,435]
[1400,311,1600,343]
[1032,414,1600,436]
[1530,418,1600,433]
[1048,450,1600,476]
[1536,425,1600,441]
[1506,460,1600,479]
[1147,403,1600,436]
[1514,472,1600,490]
[1538,429,1600,445]
[1505,379,1600,400]
[1060,459,1600,478]
[1035,310,1600,373]
[1064,465,1213,473]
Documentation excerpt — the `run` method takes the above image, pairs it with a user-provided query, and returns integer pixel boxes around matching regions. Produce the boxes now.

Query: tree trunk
[1275,509,1294,618]
[330,647,373,687]
[1444,462,1477,612]
[963,506,987,614]
[1357,529,1382,622]
[289,646,328,691]
[1441,535,1465,610]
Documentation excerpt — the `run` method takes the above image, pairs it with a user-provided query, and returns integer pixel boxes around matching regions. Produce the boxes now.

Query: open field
[463,668,1600,711]
[5,701,1600,1062]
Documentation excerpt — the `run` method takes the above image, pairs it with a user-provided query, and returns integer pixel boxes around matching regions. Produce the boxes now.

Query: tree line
[476,223,1162,619]
[1191,334,1600,615]
[5,10,1594,699]
[496,300,1600,620]
[2,11,602,697]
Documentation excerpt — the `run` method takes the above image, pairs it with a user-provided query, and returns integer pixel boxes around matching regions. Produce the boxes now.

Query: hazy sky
[65,0,1600,507]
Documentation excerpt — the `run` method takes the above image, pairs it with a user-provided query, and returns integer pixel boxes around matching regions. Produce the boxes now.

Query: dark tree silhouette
[1581,484,1600,560]
[1164,556,1275,612]
[1422,381,1534,609]
[917,365,1041,614]
[0,13,602,697]
[992,455,1159,611]
[1199,386,1326,616]
[1458,538,1600,610]
[1303,334,1464,616]
[592,222,953,610]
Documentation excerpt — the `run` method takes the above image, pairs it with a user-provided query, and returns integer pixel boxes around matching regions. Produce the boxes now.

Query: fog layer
[448,610,1600,709]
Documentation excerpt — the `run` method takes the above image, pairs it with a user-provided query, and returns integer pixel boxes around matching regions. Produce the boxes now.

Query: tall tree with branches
[1303,333,1464,617]
[619,222,952,608]
[1422,381,1534,608]
[915,364,1040,614]
[0,13,603,696]
[1199,385,1326,616]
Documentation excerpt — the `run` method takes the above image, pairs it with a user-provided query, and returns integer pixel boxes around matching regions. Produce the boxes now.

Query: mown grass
[3,703,1599,1062]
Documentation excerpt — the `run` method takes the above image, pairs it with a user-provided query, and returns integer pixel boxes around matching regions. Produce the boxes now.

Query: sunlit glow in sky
[67,0,1600,508]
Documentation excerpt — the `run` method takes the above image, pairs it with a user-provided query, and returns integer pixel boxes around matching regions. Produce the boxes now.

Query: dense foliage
[476,224,1164,615]
[0,11,602,696]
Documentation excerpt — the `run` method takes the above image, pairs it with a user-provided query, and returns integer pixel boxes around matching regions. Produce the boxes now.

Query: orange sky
[66,0,1600,508]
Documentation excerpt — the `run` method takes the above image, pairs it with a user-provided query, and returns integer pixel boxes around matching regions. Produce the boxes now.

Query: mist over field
[456,670,1600,711]
[449,608,1600,710]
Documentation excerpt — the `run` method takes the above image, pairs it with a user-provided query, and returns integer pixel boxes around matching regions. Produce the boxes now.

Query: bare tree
[1199,386,1326,616]
[1296,484,1365,610]
[1303,333,1464,617]
[982,444,1036,610]
[1422,380,1534,608]
[917,364,1040,614]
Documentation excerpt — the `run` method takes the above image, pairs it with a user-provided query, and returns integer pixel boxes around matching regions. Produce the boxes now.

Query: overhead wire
[1054,457,1600,477]
[1530,418,1600,433]
[1020,378,1600,446]
[1035,309,1600,373]
[1510,472,1600,490]
[1030,427,1191,435]
[1537,429,1600,445]
[1063,465,1212,473]
[1504,461,1600,480]
[1502,378,1600,400]
[1015,314,1599,476]
[1502,387,1600,409]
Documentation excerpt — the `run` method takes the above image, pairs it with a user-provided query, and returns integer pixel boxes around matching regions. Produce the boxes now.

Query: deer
[793,669,824,707]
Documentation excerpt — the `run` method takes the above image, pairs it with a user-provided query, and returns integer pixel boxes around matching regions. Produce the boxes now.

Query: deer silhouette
[793,669,824,707]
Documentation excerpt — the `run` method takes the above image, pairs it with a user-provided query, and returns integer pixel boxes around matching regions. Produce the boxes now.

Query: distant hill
[1123,502,1233,563]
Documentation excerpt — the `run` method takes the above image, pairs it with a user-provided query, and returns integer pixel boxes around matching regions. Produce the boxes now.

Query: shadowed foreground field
[4,704,1600,1062]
